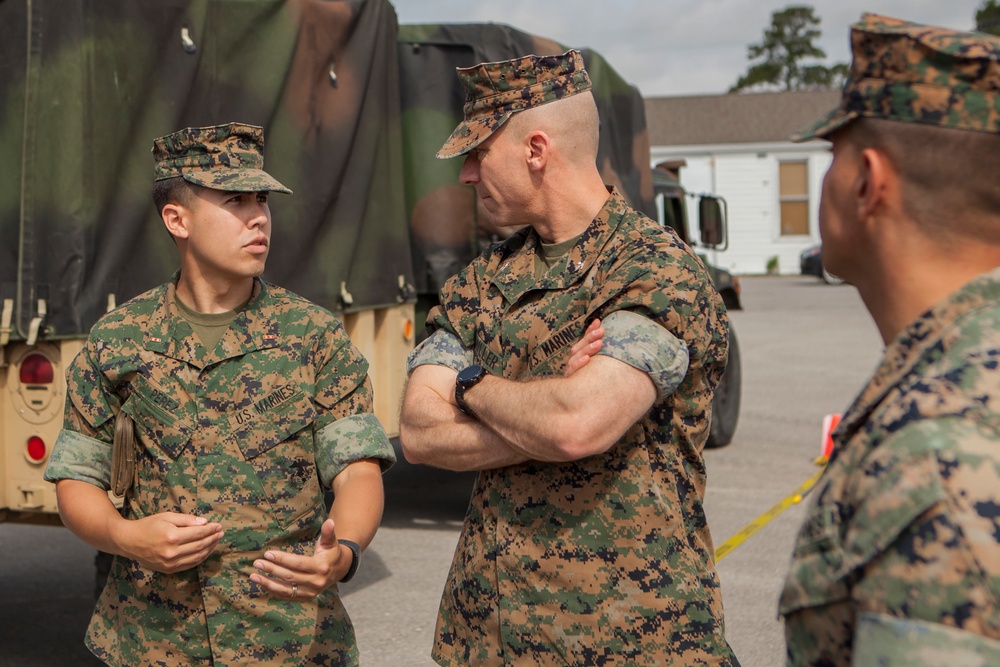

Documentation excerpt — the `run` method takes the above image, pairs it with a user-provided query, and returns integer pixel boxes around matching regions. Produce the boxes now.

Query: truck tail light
[27,436,47,462]
[20,353,55,385]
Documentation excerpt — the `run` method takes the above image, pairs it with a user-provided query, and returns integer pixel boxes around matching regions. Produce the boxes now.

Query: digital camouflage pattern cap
[795,13,1000,141]
[437,49,592,159]
[152,122,292,193]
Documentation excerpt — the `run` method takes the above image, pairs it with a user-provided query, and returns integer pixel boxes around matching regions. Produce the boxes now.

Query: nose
[459,155,479,186]
[248,200,270,228]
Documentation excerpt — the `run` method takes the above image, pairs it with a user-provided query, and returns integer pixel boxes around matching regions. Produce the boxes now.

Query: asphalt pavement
[0,275,885,667]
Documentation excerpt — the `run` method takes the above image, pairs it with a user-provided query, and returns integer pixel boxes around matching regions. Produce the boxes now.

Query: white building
[645,90,840,275]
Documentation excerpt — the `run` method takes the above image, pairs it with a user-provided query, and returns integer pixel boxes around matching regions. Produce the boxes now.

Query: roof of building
[644,90,841,147]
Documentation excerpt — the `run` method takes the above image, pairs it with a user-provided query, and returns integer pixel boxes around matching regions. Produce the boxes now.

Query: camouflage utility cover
[795,13,1000,140]
[1,0,412,339]
[44,277,395,665]
[436,49,592,159]
[780,269,1000,666]
[398,22,655,298]
[152,122,292,194]
[421,189,736,665]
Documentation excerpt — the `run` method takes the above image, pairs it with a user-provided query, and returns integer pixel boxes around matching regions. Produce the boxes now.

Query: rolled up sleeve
[598,310,689,400]
[315,412,396,486]
[44,429,113,489]
[406,329,474,374]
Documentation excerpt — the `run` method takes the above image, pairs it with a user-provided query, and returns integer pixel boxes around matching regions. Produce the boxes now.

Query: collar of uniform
[144,275,280,367]
[216,278,282,362]
[830,267,1000,460]
[491,186,627,302]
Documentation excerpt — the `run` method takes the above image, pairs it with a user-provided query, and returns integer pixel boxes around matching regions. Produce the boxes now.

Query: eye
[256,193,269,204]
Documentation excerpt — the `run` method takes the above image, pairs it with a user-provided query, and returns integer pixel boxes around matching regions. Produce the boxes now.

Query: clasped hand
[250,519,352,600]
[122,512,350,601]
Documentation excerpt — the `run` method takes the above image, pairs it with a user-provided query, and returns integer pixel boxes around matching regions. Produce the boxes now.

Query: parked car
[800,243,846,285]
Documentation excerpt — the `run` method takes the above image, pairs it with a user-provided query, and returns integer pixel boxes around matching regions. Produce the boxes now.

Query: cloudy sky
[391,0,987,98]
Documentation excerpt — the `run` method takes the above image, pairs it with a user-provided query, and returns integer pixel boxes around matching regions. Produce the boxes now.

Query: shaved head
[844,119,1000,244]
[504,90,600,165]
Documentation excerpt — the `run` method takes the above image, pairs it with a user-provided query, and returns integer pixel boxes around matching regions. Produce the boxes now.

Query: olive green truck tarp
[1,0,735,524]
[1,0,652,337]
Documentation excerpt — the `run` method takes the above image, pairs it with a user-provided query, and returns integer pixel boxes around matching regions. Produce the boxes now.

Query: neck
[531,169,611,243]
[856,239,1000,345]
[175,271,255,314]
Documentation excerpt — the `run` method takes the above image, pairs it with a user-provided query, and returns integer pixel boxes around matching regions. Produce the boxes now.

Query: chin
[244,260,267,278]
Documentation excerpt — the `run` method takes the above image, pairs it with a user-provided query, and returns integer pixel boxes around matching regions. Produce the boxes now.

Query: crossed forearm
[462,374,590,462]
[399,369,530,471]
[400,352,655,470]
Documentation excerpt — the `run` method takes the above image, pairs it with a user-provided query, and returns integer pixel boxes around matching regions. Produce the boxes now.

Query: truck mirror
[699,197,726,250]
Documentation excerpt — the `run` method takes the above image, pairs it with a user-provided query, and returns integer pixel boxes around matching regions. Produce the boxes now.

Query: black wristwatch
[338,539,361,583]
[455,364,487,417]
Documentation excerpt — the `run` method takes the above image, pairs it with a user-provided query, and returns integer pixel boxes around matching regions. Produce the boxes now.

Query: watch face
[457,364,485,385]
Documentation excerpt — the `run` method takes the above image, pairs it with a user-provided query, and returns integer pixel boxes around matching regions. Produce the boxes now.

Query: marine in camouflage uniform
[400,51,737,666]
[780,15,1000,666]
[44,123,395,666]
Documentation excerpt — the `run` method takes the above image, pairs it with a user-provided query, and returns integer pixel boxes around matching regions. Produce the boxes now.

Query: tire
[94,550,113,600]
[822,267,846,285]
[707,324,741,448]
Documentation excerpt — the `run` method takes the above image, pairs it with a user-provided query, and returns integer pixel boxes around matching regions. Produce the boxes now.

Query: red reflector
[27,436,47,462]
[20,353,54,384]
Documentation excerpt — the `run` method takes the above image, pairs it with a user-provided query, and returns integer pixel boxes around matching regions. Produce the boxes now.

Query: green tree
[730,5,848,93]
[976,0,1000,35]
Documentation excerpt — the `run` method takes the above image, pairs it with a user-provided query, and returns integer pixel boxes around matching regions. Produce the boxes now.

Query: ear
[161,203,190,240]
[856,147,900,222]
[525,130,550,172]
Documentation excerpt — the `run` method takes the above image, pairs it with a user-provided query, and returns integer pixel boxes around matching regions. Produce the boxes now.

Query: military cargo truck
[1,0,740,527]
[652,162,742,447]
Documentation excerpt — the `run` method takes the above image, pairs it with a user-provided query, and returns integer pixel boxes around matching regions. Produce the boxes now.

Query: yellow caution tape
[715,467,826,562]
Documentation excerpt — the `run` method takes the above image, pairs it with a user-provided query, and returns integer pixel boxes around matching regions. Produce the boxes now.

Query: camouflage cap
[795,13,1000,141]
[437,49,592,159]
[152,122,292,194]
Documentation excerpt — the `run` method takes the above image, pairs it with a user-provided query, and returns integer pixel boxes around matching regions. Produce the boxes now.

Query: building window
[778,161,809,236]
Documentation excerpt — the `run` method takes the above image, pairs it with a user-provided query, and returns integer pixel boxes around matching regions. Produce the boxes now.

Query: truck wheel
[822,267,846,285]
[94,550,113,599]
[707,325,741,448]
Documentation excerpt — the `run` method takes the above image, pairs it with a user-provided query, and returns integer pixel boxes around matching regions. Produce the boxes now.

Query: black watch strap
[338,539,361,583]
[455,383,475,417]
[455,364,486,417]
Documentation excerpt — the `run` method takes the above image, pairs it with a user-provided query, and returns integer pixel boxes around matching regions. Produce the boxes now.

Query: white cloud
[390,0,986,97]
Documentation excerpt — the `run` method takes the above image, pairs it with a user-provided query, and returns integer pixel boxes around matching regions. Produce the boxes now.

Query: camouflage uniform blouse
[416,189,737,666]
[781,269,1000,666]
[45,278,394,667]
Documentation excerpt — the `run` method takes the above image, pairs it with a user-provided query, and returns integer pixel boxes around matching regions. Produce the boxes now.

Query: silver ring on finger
[291,583,298,598]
